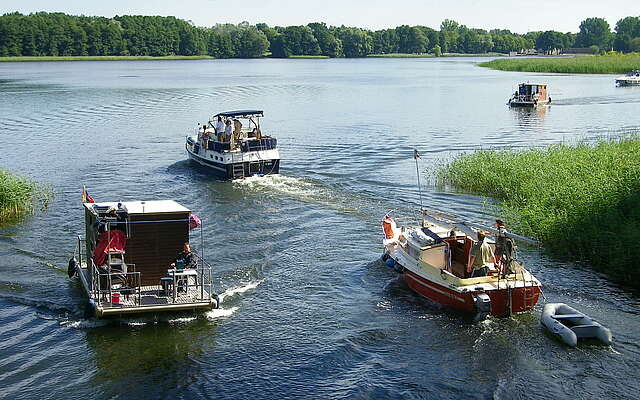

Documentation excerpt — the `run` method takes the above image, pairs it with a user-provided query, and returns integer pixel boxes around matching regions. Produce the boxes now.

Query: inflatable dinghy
[541,303,612,347]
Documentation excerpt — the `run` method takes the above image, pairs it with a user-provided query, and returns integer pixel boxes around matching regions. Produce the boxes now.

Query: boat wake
[217,279,264,303]
[204,280,264,320]
[233,174,318,198]
[60,319,110,329]
[204,307,238,320]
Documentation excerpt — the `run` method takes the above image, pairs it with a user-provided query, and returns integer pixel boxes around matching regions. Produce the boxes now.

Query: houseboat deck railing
[93,261,143,308]
[74,235,215,310]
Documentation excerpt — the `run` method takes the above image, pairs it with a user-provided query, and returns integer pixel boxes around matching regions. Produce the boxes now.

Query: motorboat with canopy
[615,70,640,86]
[185,110,280,179]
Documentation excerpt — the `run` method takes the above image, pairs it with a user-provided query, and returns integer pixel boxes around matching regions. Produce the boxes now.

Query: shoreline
[0,53,507,63]
[0,55,213,62]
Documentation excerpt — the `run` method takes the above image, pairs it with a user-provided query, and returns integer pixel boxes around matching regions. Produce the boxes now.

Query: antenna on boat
[413,149,424,213]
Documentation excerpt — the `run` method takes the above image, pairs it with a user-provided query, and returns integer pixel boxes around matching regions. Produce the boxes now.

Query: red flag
[189,214,201,230]
[82,186,95,203]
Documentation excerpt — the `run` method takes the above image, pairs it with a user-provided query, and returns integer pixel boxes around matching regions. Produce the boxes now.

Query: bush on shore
[436,137,640,286]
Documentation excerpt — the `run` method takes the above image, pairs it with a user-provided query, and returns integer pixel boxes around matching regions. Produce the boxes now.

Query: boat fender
[68,257,78,278]
[213,294,221,309]
[385,258,396,269]
[381,252,390,262]
[393,263,404,273]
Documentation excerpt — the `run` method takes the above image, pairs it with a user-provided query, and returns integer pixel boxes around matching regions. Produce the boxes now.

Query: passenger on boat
[171,242,194,269]
[215,116,225,137]
[494,220,506,256]
[224,119,233,142]
[233,119,243,141]
[468,231,495,278]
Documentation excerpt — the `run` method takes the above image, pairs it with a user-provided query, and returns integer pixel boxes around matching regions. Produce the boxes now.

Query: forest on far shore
[1,12,639,59]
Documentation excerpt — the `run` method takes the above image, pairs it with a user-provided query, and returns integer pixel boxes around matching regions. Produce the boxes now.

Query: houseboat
[381,211,542,317]
[69,198,219,318]
[186,110,280,179]
[508,83,550,107]
[615,70,640,86]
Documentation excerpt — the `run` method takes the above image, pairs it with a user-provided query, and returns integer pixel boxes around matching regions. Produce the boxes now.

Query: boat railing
[90,258,143,308]
[75,235,86,268]
[191,252,214,303]
[510,94,536,103]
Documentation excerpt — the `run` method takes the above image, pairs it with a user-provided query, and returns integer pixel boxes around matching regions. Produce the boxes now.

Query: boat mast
[413,149,424,213]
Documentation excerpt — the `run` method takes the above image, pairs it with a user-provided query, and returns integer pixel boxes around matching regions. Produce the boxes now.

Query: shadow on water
[84,317,220,398]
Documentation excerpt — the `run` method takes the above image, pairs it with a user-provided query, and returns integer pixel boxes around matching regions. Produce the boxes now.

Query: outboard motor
[473,293,492,319]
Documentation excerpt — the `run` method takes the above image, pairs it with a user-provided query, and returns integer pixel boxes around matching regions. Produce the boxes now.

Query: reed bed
[479,54,640,74]
[436,137,640,285]
[0,55,212,62]
[367,52,505,58]
[0,170,49,221]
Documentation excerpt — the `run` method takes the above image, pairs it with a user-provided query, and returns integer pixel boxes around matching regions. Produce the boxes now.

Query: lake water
[1,58,639,399]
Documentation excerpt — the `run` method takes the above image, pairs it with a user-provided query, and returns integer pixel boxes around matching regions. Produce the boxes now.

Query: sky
[1,0,638,34]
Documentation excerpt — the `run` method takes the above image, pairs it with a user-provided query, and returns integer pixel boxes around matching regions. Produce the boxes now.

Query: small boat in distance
[185,110,280,180]
[615,70,640,86]
[69,195,219,318]
[508,83,551,107]
[541,303,613,347]
[381,211,542,317]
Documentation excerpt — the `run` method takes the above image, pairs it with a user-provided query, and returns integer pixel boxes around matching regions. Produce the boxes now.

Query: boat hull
[186,144,280,180]
[616,79,640,86]
[403,268,540,317]
[509,100,549,108]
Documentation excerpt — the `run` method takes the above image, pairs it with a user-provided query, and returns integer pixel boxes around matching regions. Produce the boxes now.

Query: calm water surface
[1,58,639,399]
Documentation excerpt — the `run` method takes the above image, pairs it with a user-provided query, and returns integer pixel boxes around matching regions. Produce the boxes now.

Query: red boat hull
[403,269,540,317]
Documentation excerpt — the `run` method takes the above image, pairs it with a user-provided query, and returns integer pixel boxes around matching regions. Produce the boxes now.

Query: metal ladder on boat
[231,152,245,179]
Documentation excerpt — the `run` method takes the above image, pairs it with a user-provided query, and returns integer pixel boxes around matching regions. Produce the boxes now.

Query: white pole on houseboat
[413,149,424,212]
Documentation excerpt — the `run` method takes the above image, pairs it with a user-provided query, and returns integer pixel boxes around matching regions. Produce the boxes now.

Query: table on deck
[166,268,199,300]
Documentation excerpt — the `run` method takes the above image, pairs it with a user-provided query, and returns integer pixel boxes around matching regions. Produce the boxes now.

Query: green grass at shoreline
[436,137,640,287]
[0,55,213,62]
[479,54,640,74]
[0,170,44,220]
[368,52,506,58]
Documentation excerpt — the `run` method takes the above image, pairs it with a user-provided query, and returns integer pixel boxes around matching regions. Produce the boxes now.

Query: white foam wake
[218,279,264,303]
[203,280,263,320]
[60,319,109,329]
[204,306,239,320]
[233,174,317,197]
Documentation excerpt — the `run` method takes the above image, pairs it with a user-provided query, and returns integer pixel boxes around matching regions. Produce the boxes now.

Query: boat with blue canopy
[185,110,280,179]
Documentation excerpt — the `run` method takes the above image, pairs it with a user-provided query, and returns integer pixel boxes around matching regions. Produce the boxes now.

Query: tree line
[1,12,639,58]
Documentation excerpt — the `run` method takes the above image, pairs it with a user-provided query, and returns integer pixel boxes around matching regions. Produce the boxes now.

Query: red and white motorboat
[381,211,542,317]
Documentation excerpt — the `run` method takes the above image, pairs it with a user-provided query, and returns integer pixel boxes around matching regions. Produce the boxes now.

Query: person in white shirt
[224,119,233,142]
[215,116,225,140]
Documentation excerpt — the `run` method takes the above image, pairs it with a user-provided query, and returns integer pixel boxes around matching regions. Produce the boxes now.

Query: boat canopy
[214,110,264,118]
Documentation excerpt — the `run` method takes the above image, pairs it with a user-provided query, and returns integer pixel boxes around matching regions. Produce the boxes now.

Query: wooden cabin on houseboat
[508,83,550,107]
[69,199,219,318]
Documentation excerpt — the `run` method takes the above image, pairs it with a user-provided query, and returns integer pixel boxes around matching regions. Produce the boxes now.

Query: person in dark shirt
[171,242,193,269]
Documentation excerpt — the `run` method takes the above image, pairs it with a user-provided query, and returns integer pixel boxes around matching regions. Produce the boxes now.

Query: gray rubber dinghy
[541,303,613,347]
